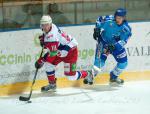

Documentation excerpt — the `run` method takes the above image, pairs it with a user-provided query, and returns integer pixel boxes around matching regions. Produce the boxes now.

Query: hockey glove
[103,44,115,54]
[93,28,101,41]
[35,57,44,69]
[108,44,115,52]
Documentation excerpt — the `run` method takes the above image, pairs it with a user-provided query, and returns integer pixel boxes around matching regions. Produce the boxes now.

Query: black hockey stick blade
[19,96,30,101]
[19,88,33,101]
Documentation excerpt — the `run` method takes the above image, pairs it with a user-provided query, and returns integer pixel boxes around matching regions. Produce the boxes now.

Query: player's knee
[101,53,107,60]
[45,62,55,72]
[117,62,128,69]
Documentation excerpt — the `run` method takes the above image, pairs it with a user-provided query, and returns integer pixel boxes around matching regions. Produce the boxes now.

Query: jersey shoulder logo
[61,32,71,42]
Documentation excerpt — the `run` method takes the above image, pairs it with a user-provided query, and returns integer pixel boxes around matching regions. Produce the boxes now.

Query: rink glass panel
[0,0,150,31]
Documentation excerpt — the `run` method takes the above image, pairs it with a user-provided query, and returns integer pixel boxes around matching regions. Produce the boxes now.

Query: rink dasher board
[0,22,150,96]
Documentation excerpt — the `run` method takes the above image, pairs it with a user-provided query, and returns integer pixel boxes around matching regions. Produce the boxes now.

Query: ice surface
[0,81,150,114]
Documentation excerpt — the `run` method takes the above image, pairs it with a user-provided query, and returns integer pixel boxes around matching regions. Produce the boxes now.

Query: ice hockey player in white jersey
[35,15,94,92]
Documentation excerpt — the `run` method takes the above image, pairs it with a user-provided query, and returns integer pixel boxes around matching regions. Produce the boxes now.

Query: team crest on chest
[46,34,53,39]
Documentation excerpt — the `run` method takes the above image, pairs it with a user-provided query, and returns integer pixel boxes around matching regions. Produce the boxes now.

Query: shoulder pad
[122,22,132,36]
[96,15,114,27]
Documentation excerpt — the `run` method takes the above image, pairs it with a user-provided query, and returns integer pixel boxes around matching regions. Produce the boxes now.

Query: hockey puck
[27,101,32,103]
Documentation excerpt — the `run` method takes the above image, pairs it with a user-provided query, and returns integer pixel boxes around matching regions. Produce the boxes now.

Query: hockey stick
[19,47,44,102]
[93,39,102,74]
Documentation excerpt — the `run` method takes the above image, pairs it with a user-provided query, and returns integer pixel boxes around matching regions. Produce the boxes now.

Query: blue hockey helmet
[114,8,127,17]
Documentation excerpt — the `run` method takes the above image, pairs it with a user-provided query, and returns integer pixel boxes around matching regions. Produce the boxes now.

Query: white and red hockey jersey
[42,24,78,57]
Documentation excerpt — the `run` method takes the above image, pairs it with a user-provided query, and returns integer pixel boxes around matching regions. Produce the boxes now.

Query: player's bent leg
[65,71,94,85]
[110,62,128,85]
[110,48,128,85]
[41,62,57,92]
[64,63,94,85]
[66,71,82,81]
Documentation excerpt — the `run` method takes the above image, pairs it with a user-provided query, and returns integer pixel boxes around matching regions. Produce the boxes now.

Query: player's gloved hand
[35,57,45,69]
[103,44,115,54]
[93,28,98,40]
[93,28,101,41]
[58,50,68,57]
[39,34,45,47]
[108,44,115,52]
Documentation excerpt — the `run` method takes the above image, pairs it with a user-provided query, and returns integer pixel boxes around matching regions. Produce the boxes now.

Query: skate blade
[41,89,56,93]
[109,82,124,87]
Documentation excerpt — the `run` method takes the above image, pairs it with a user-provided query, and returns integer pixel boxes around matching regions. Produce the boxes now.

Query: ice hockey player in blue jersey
[91,8,132,85]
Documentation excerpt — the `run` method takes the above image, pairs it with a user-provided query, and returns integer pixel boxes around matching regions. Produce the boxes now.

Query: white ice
[0,81,150,114]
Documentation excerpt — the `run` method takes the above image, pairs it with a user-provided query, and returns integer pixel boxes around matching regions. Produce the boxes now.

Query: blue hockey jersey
[96,15,132,51]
